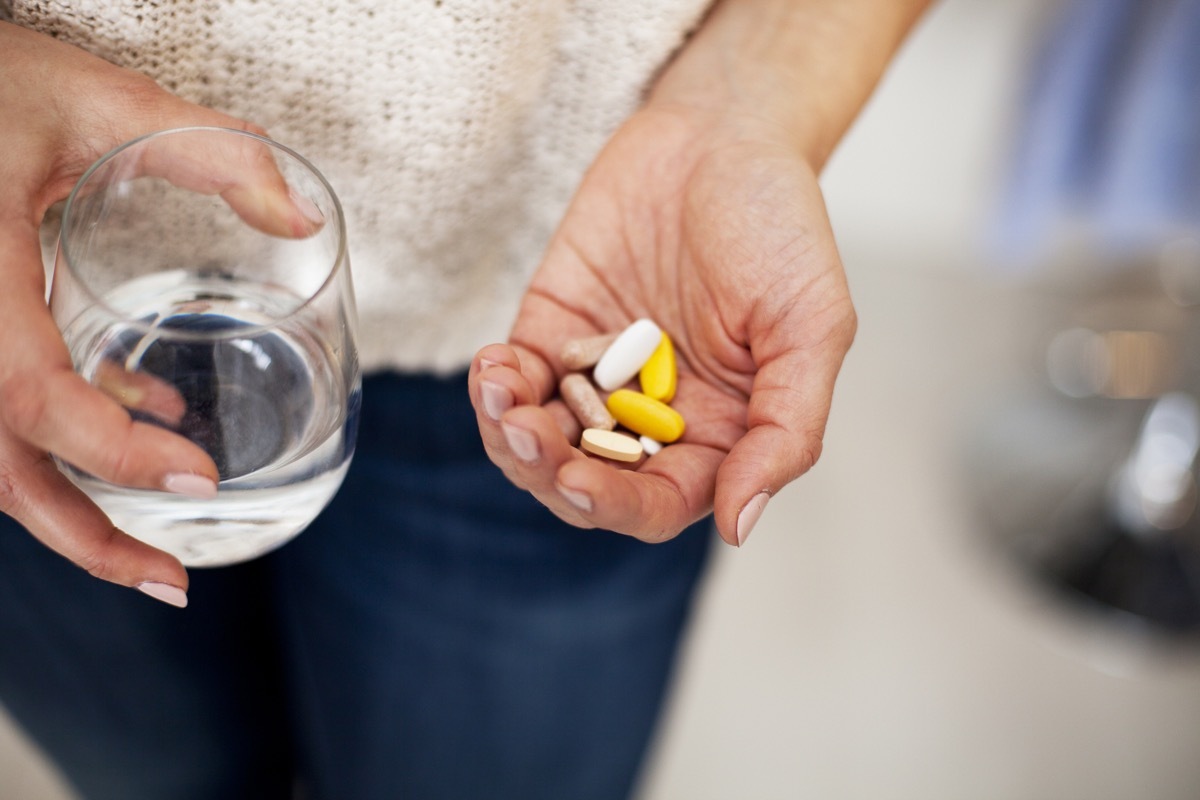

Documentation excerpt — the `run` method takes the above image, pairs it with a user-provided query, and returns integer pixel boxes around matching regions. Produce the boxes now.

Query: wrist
[646,0,933,172]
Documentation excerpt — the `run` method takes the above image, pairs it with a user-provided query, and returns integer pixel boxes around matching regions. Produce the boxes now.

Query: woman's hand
[470,0,931,547]
[470,104,855,546]
[0,22,312,604]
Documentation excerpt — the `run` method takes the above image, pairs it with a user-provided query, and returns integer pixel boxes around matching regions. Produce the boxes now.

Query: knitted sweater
[4,0,711,372]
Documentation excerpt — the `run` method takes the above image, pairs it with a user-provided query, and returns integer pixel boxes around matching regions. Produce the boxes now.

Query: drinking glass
[50,127,360,567]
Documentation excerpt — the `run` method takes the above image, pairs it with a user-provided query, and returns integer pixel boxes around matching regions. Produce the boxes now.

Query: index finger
[553,441,726,541]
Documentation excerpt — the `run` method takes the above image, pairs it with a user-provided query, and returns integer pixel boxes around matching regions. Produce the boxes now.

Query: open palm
[470,104,856,546]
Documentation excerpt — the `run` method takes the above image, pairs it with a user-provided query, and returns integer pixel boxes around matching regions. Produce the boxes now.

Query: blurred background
[8,0,1200,797]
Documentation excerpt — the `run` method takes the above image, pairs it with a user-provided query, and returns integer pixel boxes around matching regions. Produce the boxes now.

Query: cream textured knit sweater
[4,0,711,372]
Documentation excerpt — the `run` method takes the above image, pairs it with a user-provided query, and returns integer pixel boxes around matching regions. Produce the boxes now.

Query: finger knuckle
[239,121,271,138]
[108,72,172,122]
[796,435,824,476]
[238,136,282,179]
[77,526,122,583]
[0,460,25,517]
[840,303,859,347]
[0,377,49,441]
[642,527,679,545]
[97,429,138,484]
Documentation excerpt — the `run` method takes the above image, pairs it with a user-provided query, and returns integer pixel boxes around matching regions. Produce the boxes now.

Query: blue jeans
[0,371,712,799]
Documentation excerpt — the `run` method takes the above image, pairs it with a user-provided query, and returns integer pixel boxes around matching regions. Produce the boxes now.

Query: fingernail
[163,473,218,500]
[97,378,144,407]
[502,422,541,464]
[557,483,593,514]
[289,188,325,230]
[736,491,770,547]
[136,581,188,608]
[481,381,513,422]
[479,357,501,372]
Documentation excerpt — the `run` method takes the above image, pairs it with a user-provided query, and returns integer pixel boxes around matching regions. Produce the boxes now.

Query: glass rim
[59,126,349,343]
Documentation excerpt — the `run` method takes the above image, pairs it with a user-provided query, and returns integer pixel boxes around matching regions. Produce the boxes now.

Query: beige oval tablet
[580,428,643,462]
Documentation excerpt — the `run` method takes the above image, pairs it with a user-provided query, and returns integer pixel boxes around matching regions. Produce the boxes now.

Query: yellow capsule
[606,389,685,443]
[639,331,677,402]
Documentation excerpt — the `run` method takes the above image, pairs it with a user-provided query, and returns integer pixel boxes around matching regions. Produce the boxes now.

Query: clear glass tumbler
[50,127,360,567]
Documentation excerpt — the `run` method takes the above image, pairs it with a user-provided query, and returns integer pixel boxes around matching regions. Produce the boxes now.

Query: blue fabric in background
[992,0,1200,268]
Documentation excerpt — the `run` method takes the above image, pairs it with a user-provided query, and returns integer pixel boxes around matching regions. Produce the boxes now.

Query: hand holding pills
[470,101,857,548]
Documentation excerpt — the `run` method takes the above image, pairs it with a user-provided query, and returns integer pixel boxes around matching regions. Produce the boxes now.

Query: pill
[638,331,677,403]
[639,435,663,456]
[606,389,685,443]
[593,319,661,391]
[561,332,619,371]
[580,428,643,462]
[560,373,615,431]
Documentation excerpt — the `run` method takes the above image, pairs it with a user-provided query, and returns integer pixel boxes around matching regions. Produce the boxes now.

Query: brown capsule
[560,332,619,371]
[560,373,616,431]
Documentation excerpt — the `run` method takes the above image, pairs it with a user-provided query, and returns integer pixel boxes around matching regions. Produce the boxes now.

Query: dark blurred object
[964,390,1200,640]
[966,284,1200,640]
[969,0,1200,643]
[1009,391,1200,636]
[1052,513,1200,635]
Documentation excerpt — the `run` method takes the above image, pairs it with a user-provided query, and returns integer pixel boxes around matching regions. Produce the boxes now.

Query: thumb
[131,110,327,239]
[103,107,326,239]
[713,309,856,547]
[8,21,323,239]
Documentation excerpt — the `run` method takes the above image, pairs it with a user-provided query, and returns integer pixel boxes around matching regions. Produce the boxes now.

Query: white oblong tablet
[592,319,662,391]
[580,428,644,462]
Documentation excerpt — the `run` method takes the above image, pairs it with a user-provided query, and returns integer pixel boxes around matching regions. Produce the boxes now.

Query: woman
[0,1,927,797]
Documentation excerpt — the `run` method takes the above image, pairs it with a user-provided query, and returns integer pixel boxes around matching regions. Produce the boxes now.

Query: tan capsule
[580,428,643,462]
[560,332,619,371]
[560,373,616,431]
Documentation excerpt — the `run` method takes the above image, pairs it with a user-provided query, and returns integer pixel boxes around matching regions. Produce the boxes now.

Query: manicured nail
[163,473,218,500]
[289,188,325,229]
[557,483,593,514]
[481,381,513,422]
[502,422,540,464]
[136,581,188,608]
[736,491,770,547]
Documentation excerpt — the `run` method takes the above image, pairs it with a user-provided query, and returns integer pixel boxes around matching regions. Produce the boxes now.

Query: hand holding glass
[50,127,360,567]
